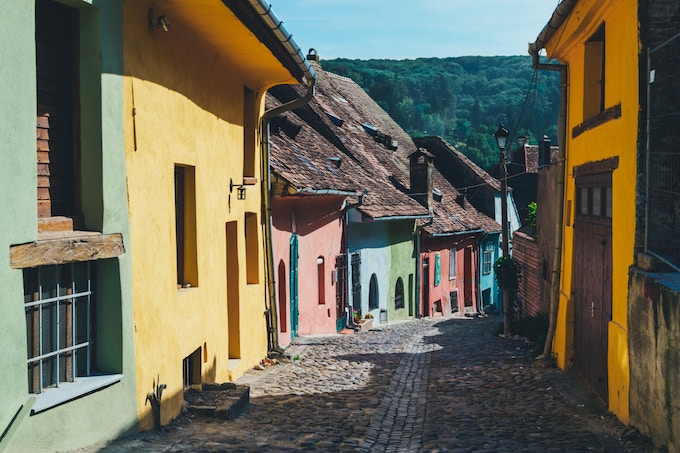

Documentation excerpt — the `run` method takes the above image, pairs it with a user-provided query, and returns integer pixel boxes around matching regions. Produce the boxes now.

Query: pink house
[271,195,348,347]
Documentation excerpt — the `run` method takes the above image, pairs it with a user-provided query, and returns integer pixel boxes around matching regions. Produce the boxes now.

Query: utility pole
[494,124,512,336]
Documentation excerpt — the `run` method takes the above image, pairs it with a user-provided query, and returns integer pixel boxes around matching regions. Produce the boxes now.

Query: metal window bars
[24,262,92,393]
[646,32,680,271]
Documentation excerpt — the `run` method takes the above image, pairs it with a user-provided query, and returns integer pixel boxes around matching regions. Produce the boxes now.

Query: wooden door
[572,173,612,401]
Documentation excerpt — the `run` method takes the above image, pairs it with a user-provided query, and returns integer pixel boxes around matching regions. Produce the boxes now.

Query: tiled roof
[268,61,499,234]
[414,136,501,191]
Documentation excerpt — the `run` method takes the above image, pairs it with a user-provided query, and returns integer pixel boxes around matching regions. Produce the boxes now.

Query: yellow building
[123,0,315,429]
[529,0,638,423]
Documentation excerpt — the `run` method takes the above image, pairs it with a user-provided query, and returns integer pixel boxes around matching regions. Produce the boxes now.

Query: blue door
[289,234,299,338]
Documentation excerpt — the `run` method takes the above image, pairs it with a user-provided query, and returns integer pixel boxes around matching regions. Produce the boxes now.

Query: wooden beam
[10,232,125,269]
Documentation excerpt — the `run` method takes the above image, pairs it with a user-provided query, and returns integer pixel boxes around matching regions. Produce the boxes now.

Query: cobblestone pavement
[79,316,656,452]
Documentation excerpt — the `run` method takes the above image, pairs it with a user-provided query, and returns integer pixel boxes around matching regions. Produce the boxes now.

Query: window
[175,165,198,288]
[24,263,94,394]
[583,24,605,120]
[434,253,441,287]
[317,256,325,304]
[576,173,612,222]
[449,248,456,280]
[243,88,257,178]
[483,243,494,275]
[36,0,79,219]
[245,212,260,284]
[394,277,404,310]
[450,291,459,313]
[646,33,680,270]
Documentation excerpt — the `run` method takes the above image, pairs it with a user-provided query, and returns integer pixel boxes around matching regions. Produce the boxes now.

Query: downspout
[249,0,318,354]
[342,193,366,328]
[262,79,315,354]
[528,0,574,360]
[415,217,434,318]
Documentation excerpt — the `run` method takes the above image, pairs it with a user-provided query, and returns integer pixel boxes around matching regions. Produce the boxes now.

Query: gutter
[262,81,315,355]
[371,214,434,222]
[244,0,316,84]
[295,188,364,197]
[250,0,317,355]
[528,1,572,360]
[427,228,485,238]
[528,0,579,59]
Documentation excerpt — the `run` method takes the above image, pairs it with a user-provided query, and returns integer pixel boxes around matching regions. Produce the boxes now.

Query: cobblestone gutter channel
[359,328,436,452]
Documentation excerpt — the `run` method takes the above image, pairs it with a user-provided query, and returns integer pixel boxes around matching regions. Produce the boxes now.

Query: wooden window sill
[10,231,125,269]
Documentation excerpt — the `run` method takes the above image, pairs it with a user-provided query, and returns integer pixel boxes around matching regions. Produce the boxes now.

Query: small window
[175,165,198,288]
[448,248,456,280]
[482,243,494,275]
[317,256,325,305]
[434,253,441,287]
[394,277,404,310]
[583,24,605,120]
[245,212,259,284]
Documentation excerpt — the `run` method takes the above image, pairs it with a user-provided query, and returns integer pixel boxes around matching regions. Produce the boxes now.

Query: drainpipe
[249,0,317,354]
[262,79,315,354]
[528,0,574,360]
[342,193,366,328]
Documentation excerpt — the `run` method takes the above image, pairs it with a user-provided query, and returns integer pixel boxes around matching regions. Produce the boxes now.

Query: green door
[290,234,299,338]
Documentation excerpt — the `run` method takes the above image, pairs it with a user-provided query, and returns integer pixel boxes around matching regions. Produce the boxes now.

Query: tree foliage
[323,56,560,170]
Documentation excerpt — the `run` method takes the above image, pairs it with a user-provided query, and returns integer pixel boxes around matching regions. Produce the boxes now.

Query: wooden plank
[10,233,125,269]
[37,150,50,163]
[38,200,51,218]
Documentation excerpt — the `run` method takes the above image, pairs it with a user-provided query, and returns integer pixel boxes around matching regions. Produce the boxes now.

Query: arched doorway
[369,273,379,311]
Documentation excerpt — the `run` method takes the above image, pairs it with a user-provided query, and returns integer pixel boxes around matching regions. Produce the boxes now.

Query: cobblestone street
[81,317,655,452]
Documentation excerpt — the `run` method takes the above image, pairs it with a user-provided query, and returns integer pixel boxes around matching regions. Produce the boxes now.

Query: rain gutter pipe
[251,0,317,355]
[295,188,364,197]
[342,193,366,328]
[528,0,575,360]
[427,228,485,238]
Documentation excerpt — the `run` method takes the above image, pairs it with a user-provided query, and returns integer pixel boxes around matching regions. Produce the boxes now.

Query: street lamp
[494,124,512,336]
[494,124,510,257]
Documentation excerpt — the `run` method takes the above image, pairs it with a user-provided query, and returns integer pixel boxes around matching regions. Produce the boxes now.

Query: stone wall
[628,268,680,451]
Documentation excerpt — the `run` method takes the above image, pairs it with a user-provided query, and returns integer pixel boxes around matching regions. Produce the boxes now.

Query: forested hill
[322,56,560,170]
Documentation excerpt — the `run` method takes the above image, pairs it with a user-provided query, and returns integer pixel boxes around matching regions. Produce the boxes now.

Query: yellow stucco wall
[545,0,638,423]
[123,0,297,430]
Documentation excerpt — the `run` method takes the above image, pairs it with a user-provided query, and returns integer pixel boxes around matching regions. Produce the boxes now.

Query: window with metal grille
[449,248,456,280]
[394,277,404,310]
[646,33,680,270]
[482,243,494,275]
[24,262,94,394]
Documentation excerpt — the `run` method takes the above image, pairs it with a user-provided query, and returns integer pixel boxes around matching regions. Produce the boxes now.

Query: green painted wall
[0,1,139,451]
[0,0,37,442]
[387,221,417,322]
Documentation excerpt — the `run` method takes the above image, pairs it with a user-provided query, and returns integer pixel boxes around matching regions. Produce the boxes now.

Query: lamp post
[494,124,512,335]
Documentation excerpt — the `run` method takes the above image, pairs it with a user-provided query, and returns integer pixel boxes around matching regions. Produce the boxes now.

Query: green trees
[323,56,560,170]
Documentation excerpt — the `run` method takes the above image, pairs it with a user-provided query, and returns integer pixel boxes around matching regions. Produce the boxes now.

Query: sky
[270,1,560,60]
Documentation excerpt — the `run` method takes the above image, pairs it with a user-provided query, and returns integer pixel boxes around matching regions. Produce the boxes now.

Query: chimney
[538,134,551,168]
[307,48,320,62]
[409,149,434,213]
